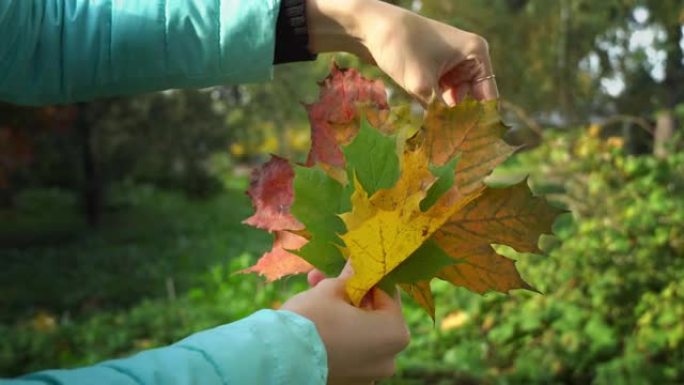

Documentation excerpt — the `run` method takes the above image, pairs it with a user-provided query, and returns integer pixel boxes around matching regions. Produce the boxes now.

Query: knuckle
[407,79,433,101]
[467,34,490,55]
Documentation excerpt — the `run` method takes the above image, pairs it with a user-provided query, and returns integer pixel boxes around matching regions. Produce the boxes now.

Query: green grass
[0,255,308,376]
[0,185,270,322]
[0,184,292,376]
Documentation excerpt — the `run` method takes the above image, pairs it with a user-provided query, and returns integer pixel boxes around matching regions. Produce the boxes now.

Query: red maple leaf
[305,63,390,168]
[243,156,303,232]
[241,231,312,282]
[243,64,390,279]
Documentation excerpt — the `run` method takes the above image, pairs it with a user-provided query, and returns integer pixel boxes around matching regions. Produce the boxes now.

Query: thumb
[337,261,355,280]
[307,259,355,288]
[319,261,355,297]
[370,286,402,313]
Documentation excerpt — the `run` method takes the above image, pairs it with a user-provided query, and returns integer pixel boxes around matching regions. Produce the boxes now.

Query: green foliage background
[390,131,684,384]
[2,0,684,383]
[2,131,683,384]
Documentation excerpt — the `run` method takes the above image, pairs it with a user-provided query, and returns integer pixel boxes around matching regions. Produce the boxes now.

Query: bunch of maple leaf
[241,65,562,319]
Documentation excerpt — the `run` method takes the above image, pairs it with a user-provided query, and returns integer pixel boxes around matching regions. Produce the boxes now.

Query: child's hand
[282,266,409,385]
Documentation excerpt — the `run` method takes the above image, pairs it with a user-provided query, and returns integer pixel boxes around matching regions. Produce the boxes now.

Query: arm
[0,0,497,106]
[1,274,408,385]
[1,310,327,385]
[1,269,409,385]
[0,0,280,105]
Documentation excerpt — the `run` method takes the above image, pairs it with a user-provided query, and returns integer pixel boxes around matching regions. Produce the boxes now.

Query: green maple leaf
[290,166,350,275]
[343,117,400,196]
[421,156,459,211]
[378,239,454,289]
[289,116,402,276]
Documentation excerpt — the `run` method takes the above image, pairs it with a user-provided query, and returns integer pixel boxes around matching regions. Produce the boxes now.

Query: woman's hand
[281,266,409,385]
[306,0,499,105]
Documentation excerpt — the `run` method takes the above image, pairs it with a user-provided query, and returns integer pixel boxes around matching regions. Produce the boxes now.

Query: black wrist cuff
[273,0,318,64]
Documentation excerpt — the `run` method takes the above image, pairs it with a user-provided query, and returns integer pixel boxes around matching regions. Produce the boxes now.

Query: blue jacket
[2,311,327,385]
[0,0,279,105]
[0,1,329,384]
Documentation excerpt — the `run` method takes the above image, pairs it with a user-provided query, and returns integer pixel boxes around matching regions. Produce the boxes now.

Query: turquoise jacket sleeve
[1,310,328,385]
[0,0,280,105]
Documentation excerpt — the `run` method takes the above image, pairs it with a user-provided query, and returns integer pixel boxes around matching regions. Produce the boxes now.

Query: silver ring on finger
[473,74,496,84]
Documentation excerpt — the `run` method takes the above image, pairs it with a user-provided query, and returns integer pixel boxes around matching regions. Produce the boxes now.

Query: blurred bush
[0,255,305,377]
[2,129,683,384]
[393,129,684,384]
[0,184,270,323]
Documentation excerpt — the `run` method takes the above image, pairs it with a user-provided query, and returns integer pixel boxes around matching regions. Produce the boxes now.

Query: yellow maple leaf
[340,141,482,305]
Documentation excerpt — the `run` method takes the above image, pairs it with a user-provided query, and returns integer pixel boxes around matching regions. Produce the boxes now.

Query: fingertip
[338,261,355,280]
[441,82,471,107]
[436,86,450,105]
[406,75,441,109]
[314,262,355,299]
[307,269,326,287]
[441,87,457,107]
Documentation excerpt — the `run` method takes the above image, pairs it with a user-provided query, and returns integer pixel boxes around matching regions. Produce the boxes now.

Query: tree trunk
[557,0,575,125]
[654,110,675,158]
[663,21,684,109]
[654,18,683,158]
[77,103,102,227]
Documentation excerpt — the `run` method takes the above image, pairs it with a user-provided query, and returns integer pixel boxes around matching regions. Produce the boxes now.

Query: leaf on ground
[243,156,302,231]
[305,63,390,169]
[437,245,533,294]
[240,231,312,281]
[291,165,351,275]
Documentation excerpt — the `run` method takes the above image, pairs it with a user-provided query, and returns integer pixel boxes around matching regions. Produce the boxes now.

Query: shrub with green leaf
[394,130,684,384]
